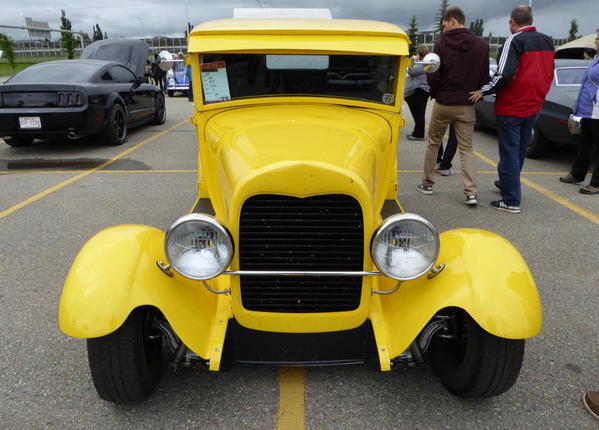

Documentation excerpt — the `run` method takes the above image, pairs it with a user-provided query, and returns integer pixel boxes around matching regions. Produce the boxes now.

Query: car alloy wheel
[102,103,128,146]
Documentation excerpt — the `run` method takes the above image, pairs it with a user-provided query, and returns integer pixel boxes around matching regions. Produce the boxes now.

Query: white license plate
[19,117,41,129]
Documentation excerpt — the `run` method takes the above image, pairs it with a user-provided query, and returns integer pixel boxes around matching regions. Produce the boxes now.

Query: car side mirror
[414,53,441,73]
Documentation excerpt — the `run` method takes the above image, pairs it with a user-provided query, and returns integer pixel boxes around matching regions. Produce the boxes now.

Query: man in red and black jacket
[470,5,554,213]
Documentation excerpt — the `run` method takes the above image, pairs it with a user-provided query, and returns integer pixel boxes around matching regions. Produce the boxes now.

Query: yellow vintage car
[59,19,542,402]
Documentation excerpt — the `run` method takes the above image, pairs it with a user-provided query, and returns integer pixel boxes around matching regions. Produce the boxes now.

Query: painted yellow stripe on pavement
[398,169,576,175]
[520,177,599,224]
[473,150,599,225]
[0,169,197,174]
[277,367,305,430]
[0,120,187,220]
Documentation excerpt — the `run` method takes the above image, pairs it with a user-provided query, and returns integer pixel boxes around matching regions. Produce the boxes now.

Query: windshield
[8,62,99,83]
[199,54,399,105]
[555,67,586,86]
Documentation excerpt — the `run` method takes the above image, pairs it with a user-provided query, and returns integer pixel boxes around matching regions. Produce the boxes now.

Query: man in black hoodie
[416,6,489,206]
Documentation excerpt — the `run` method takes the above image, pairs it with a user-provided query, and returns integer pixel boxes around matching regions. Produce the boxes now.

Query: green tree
[407,16,419,56]
[568,18,579,41]
[60,9,75,59]
[434,0,449,34]
[469,18,484,36]
[0,33,16,73]
[93,24,104,41]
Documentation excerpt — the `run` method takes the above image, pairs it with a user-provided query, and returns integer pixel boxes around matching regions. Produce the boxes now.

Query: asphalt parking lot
[0,96,597,429]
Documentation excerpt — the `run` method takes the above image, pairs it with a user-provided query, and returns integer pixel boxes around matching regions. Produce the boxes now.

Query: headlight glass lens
[371,214,439,280]
[165,214,233,280]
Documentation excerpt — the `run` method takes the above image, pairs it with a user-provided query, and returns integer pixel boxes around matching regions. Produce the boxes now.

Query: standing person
[436,124,458,176]
[186,60,193,102]
[559,29,599,195]
[416,6,489,206]
[405,45,430,141]
[469,5,554,213]
[151,53,166,92]
[583,48,597,60]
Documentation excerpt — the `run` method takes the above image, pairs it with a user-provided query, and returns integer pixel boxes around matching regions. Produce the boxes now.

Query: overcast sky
[0,0,596,41]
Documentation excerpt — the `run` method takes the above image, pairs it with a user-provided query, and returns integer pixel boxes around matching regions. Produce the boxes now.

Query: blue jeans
[496,114,538,206]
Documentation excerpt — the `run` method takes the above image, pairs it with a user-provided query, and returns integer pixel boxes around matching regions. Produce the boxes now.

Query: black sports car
[475,59,590,158]
[0,39,165,147]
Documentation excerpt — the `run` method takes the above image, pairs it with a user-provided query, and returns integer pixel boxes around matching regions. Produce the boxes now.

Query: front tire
[428,309,524,399]
[87,307,163,403]
[152,93,166,125]
[102,103,128,146]
[3,136,34,147]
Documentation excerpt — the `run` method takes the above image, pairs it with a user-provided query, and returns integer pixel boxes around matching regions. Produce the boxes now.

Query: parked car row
[0,39,166,147]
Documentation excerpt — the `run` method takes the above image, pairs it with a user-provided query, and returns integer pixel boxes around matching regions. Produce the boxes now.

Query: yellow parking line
[277,367,305,430]
[418,126,598,224]
[0,169,197,174]
[398,169,576,175]
[473,150,599,224]
[520,177,599,224]
[0,120,188,220]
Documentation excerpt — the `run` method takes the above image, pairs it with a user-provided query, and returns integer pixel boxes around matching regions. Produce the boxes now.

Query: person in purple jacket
[560,29,599,195]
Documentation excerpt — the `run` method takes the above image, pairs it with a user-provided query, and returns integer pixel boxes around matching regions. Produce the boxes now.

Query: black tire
[101,103,128,146]
[428,308,525,399]
[167,90,174,97]
[525,125,549,159]
[87,307,163,403]
[152,92,166,125]
[3,136,34,147]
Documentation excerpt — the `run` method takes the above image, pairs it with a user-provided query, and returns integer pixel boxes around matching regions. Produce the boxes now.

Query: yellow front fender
[372,228,542,366]
[58,225,232,369]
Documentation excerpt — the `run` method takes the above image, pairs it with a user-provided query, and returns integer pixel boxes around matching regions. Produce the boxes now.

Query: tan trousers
[423,102,478,196]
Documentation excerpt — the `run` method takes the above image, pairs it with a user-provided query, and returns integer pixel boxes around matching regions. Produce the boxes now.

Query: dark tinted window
[109,65,137,83]
[8,62,99,83]
[199,54,399,105]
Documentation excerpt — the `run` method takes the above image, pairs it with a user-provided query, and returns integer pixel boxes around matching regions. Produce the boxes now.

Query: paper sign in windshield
[201,61,231,104]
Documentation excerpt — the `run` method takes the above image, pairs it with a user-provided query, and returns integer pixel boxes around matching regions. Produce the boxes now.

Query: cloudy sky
[0,0,596,41]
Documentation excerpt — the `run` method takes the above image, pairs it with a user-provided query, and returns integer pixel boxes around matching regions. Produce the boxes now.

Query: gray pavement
[0,97,597,429]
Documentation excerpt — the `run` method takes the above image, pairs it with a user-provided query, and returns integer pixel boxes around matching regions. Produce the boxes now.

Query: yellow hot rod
[59,19,542,402]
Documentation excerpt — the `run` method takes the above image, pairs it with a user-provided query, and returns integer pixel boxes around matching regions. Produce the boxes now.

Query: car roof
[188,19,409,56]
[191,19,407,37]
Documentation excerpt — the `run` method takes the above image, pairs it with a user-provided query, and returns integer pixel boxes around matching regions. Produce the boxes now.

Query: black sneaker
[407,134,425,141]
[490,200,520,213]
[465,195,478,205]
[494,180,501,190]
[416,184,433,195]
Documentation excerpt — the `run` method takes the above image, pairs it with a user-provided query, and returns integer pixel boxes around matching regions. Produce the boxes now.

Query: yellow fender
[372,228,543,366]
[58,225,232,369]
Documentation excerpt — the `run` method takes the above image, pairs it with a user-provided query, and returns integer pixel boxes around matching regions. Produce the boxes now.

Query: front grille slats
[239,194,364,313]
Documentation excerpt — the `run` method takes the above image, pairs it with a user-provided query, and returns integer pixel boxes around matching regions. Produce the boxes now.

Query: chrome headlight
[371,213,440,281]
[164,214,233,280]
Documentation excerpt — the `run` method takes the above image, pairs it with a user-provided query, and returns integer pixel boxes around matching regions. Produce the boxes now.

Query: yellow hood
[202,104,395,225]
